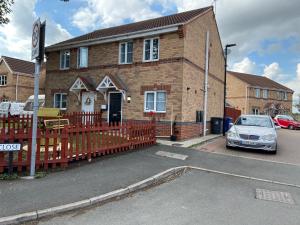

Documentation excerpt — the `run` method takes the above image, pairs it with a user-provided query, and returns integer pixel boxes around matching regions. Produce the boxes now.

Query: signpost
[30,18,46,177]
[0,144,21,175]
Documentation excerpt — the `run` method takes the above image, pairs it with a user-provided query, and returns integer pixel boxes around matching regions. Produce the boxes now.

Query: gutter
[46,24,182,52]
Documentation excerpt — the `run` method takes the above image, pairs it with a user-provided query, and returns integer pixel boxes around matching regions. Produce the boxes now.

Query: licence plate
[241,140,256,145]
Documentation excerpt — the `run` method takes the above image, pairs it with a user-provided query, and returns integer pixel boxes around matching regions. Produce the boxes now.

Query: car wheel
[288,125,294,130]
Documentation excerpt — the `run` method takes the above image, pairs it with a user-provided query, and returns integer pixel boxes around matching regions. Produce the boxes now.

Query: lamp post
[223,43,236,136]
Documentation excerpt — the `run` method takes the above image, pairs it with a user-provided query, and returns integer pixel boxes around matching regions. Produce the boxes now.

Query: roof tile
[228,71,293,92]
[1,56,34,75]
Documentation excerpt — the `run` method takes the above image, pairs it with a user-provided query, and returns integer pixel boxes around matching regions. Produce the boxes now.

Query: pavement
[195,129,300,166]
[1,136,300,220]
[33,169,300,225]
[156,134,221,148]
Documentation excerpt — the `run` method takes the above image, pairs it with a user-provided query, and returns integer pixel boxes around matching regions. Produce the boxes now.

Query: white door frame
[107,91,123,124]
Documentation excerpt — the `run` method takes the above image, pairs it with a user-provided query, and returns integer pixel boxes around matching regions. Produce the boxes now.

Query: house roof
[228,71,293,92]
[47,6,212,50]
[0,56,34,76]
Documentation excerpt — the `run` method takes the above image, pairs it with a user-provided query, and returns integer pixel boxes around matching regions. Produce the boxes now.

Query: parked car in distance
[226,115,279,153]
[273,115,300,130]
[0,102,25,117]
[22,95,45,115]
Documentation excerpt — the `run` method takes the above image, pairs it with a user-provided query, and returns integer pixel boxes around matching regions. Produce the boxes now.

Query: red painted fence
[0,114,156,174]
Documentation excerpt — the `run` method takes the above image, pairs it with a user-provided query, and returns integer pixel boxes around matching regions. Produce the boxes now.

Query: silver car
[226,115,279,153]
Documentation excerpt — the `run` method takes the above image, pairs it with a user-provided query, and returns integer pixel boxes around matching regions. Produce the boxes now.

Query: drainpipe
[245,85,249,114]
[203,31,209,136]
[15,73,19,101]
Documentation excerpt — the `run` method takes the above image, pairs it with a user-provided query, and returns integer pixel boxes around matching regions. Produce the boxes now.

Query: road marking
[189,166,300,189]
[156,151,188,160]
[195,150,300,167]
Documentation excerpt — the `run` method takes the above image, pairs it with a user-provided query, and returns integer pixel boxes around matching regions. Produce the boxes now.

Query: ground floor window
[252,107,260,115]
[54,93,67,110]
[144,91,166,113]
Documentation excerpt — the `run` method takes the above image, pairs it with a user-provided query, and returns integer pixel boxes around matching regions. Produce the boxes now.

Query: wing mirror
[229,122,234,128]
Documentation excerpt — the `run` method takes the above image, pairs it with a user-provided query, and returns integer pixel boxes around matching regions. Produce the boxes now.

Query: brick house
[0,56,45,102]
[227,71,293,116]
[45,7,225,140]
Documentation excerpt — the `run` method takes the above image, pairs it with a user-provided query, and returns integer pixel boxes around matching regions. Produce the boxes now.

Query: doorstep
[157,134,221,148]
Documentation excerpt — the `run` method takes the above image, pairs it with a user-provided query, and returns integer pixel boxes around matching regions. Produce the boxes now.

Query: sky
[0,0,300,112]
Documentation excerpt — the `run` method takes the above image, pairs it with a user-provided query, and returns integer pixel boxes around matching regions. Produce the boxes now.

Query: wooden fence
[225,107,241,122]
[0,114,156,174]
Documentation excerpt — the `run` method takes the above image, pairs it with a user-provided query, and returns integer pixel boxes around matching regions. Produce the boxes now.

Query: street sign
[0,143,21,152]
[32,19,41,60]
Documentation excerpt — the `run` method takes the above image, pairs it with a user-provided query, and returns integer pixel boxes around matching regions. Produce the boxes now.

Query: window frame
[262,89,268,99]
[252,107,259,115]
[60,50,70,70]
[77,47,89,68]
[284,92,288,101]
[0,75,7,86]
[255,88,260,98]
[119,41,133,64]
[143,37,160,62]
[53,93,67,110]
[144,91,166,113]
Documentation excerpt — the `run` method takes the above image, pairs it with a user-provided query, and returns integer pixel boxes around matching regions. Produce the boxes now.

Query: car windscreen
[236,116,273,128]
[23,101,44,111]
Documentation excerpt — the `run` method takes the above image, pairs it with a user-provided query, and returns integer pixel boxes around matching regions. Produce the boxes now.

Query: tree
[0,0,14,25]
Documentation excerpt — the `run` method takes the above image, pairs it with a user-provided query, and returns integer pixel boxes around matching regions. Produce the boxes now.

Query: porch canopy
[96,75,128,100]
[69,76,96,101]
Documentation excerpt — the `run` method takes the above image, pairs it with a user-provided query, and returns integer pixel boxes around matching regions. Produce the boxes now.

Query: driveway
[194,129,300,165]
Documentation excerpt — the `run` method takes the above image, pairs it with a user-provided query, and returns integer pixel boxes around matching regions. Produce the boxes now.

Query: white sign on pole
[0,144,21,152]
[31,19,41,60]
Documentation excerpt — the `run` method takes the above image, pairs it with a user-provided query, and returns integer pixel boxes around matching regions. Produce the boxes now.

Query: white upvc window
[144,91,166,113]
[262,89,268,99]
[0,75,7,86]
[54,93,67,110]
[60,50,70,69]
[252,107,259,115]
[284,92,288,100]
[119,41,133,64]
[143,38,159,62]
[77,47,88,68]
[255,88,260,98]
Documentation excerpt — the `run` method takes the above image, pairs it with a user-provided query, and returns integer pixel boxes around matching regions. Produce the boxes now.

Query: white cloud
[72,0,162,32]
[231,57,256,74]
[0,0,71,61]
[263,62,281,80]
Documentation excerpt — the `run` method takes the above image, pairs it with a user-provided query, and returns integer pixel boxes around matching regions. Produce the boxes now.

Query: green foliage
[34,171,47,179]
[0,173,19,180]
[0,0,14,25]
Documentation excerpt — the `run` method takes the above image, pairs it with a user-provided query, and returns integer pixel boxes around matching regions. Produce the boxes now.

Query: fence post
[61,126,68,168]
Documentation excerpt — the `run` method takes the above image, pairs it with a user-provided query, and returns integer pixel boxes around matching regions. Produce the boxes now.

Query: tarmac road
[31,169,300,225]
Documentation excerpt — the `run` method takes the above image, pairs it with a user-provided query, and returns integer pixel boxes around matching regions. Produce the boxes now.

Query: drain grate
[255,189,295,205]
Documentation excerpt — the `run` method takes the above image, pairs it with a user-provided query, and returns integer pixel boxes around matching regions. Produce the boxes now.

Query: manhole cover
[255,189,295,204]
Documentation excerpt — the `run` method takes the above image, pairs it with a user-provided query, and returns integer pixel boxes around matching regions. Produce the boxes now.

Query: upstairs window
[54,93,67,110]
[255,88,260,98]
[77,47,88,68]
[60,50,70,69]
[119,42,133,64]
[144,91,166,113]
[0,75,7,86]
[284,92,288,100]
[143,38,159,62]
[262,89,268,99]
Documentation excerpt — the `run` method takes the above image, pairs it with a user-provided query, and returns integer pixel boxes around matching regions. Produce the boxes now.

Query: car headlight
[227,131,238,138]
[261,134,275,141]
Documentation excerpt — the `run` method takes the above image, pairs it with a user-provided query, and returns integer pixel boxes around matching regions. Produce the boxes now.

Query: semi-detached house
[45,6,225,140]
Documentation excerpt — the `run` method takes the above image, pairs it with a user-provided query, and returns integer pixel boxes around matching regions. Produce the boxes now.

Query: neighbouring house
[0,56,45,102]
[227,71,294,116]
[44,6,225,140]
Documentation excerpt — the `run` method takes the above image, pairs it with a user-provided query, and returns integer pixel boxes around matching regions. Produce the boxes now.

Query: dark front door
[109,93,122,124]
